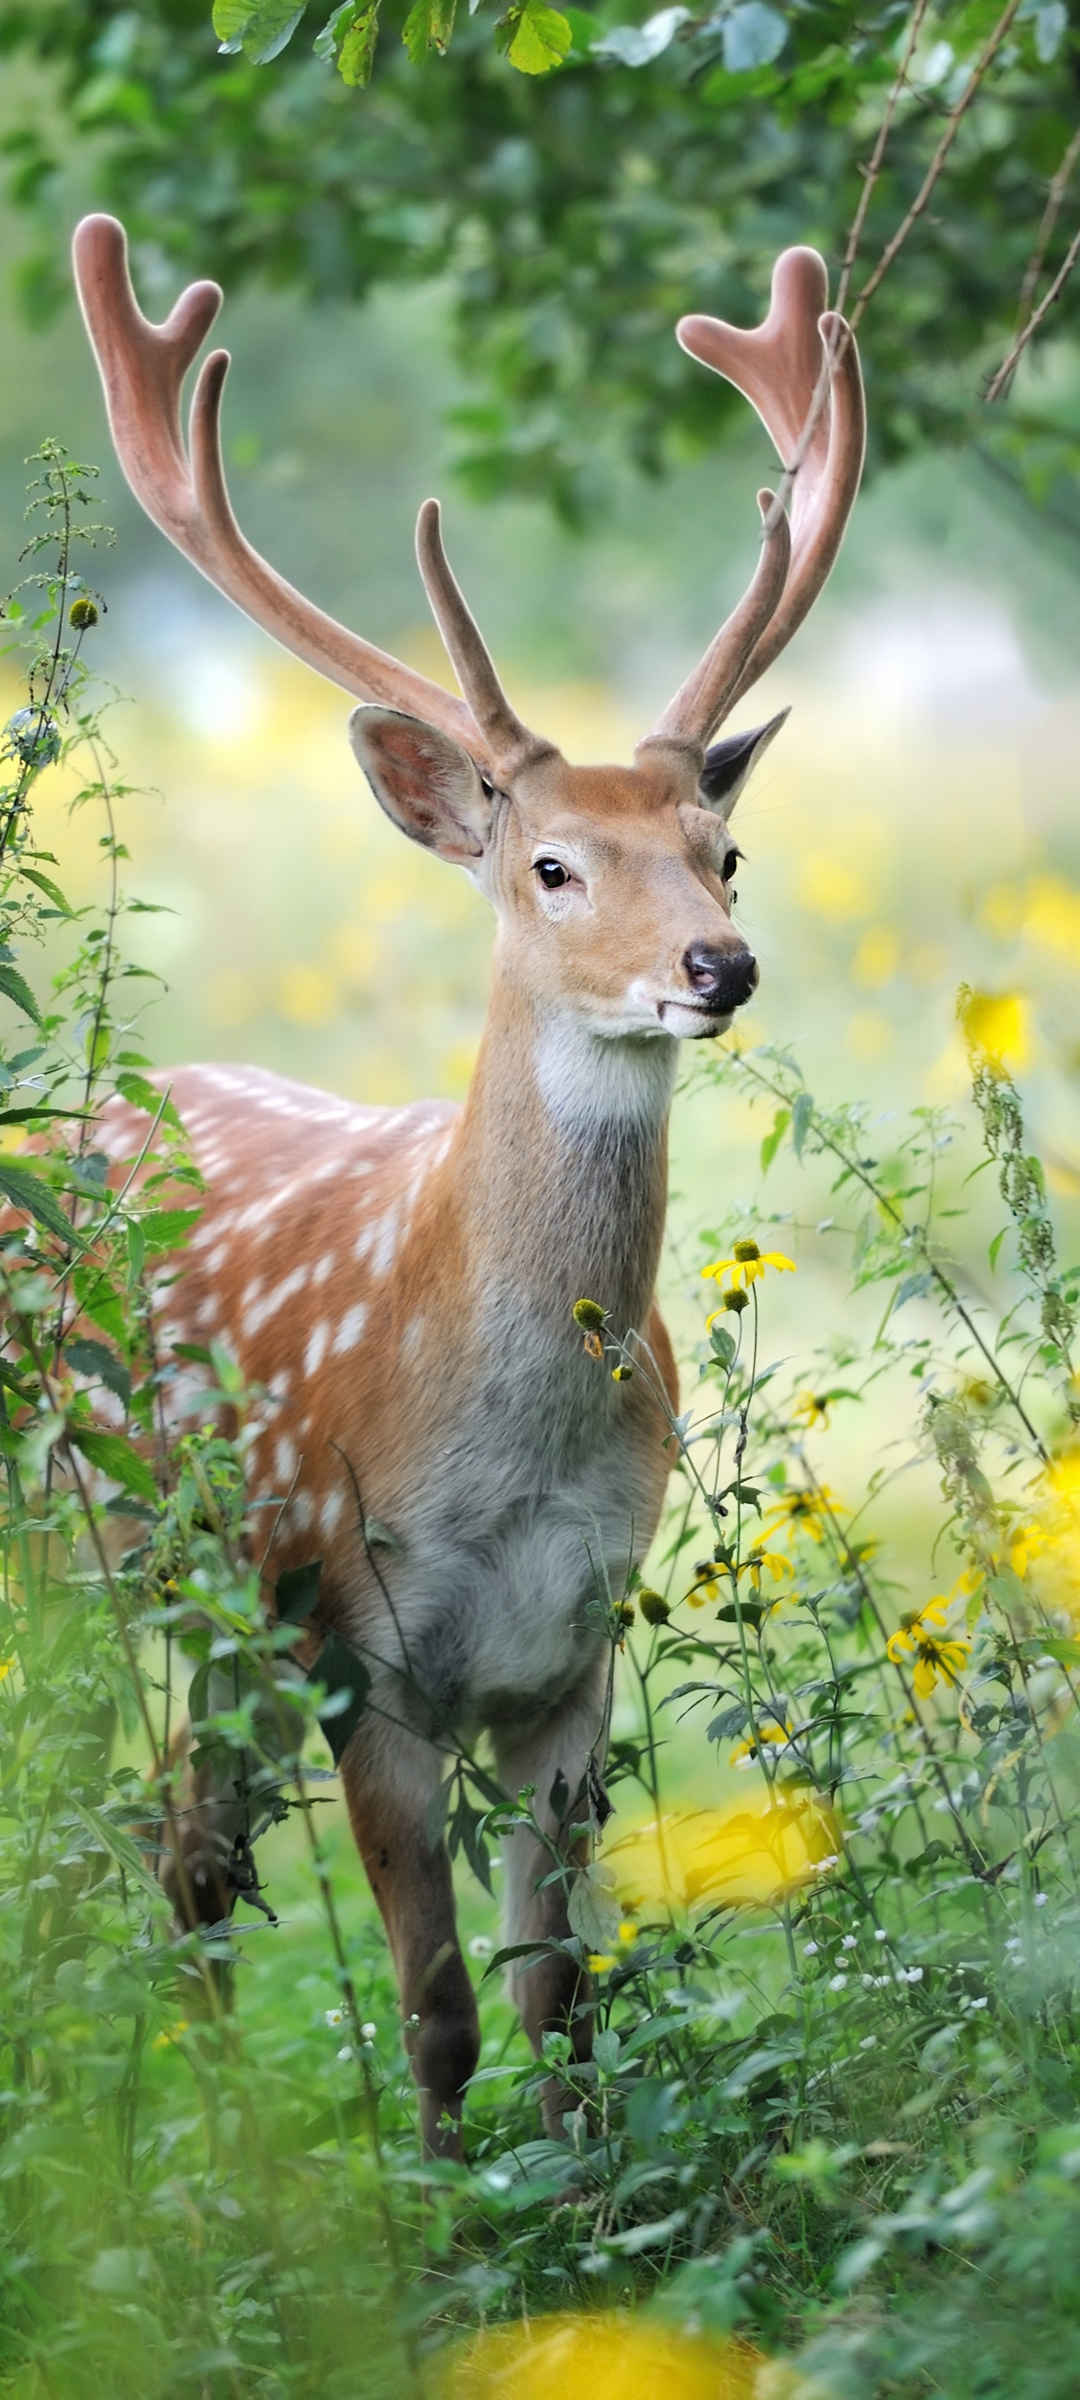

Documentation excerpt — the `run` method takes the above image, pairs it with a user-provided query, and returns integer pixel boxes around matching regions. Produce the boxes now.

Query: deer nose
[682,941,758,1013]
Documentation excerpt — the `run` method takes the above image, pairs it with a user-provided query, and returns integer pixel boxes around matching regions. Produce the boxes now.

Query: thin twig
[1013,124,1080,333]
[852,0,1023,324]
[833,0,932,320]
[984,218,1080,402]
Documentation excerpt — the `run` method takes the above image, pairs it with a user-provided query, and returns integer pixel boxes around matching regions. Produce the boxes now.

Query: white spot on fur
[320,1487,344,1539]
[275,1435,298,1485]
[312,1251,335,1287]
[304,1319,329,1378]
[332,1302,368,1354]
[292,1489,315,1531]
[370,1209,400,1280]
[401,1313,424,1360]
[244,1261,310,1336]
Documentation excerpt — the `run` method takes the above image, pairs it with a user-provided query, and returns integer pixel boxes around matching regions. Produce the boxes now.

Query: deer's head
[73,224,864,1046]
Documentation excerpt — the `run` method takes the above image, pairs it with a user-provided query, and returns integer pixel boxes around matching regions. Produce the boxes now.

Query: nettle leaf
[0,961,43,1026]
[315,1,381,79]
[566,1861,620,1951]
[213,0,306,62]
[502,0,572,72]
[402,0,456,61]
[64,1337,131,1408]
[0,1159,78,1247]
[69,1425,158,1503]
[591,5,690,65]
[276,1557,323,1626]
[722,0,788,72]
[760,1105,790,1175]
[18,865,73,914]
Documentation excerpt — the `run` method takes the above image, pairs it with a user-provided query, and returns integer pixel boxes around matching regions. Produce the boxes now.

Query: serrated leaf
[64,1337,131,1408]
[760,1105,789,1175]
[19,866,73,913]
[213,0,306,62]
[0,1160,78,1247]
[566,1862,620,1951]
[0,961,42,1025]
[505,1,572,72]
[310,1631,371,1764]
[70,1425,158,1503]
[402,0,456,60]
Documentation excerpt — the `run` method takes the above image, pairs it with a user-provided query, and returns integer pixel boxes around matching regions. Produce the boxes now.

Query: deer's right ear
[349,706,495,865]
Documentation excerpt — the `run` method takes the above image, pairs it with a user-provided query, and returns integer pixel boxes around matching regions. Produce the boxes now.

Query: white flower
[841,1934,857,1950]
[361,2022,377,2041]
[803,1940,819,1956]
[901,1966,924,1984]
[468,1936,493,1960]
[337,2043,354,2062]
[325,2007,345,2027]
[874,1928,888,1943]
[859,2035,877,2050]
[1034,1892,1048,1908]
[828,1972,848,1992]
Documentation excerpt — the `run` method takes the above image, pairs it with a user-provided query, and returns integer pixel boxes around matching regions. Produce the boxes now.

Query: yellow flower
[730,1720,793,1769]
[686,1558,724,1607]
[152,2019,189,2051]
[601,1792,841,1917]
[740,1548,794,1593]
[792,1390,831,1429]
[959,988,1031,1075]
[702,1239,795,1318]
[442,2312,763,2400]
[1007,1450,1080,1620]
[0,1657,14,1684]
[760,1485,843,1547]
[886,1598,972,1699]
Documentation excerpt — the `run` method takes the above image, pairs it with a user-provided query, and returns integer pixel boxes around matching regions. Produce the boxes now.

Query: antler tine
[643,248,865,755]
[414,500,548,778]
[640,488,791,757]
[72,214,493,765]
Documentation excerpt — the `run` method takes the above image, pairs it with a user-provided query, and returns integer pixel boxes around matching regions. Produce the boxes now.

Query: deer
[71,214,864,2157]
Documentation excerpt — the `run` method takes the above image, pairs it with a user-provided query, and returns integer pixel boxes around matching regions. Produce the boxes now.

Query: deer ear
[698,708,789,816]
[349,706,494,864]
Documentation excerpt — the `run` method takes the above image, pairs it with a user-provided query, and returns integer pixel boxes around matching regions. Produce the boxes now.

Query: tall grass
[3,456,1080,2399]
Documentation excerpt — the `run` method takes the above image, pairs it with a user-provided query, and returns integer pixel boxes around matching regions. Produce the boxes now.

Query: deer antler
[642,247,865,757]
[71,215,533,776]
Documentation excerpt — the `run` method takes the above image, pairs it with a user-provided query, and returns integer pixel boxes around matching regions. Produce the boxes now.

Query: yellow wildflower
[959,988,1031,1075]
[686,1557,724,1607]
[886,1598,972,1699]
[702,1239,795,1319]
[730,1721,793,1769]
[760,1485,843,1546]
[601,1791,841,1917]
[152,2019,189,2051]
[740,1548,794,1593]
[442,2311,763,2400]
[0,1657,14,1684]
[792,1390,832,1429]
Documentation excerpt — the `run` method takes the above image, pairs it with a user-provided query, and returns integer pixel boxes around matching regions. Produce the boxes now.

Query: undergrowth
[2,454,1080,2399]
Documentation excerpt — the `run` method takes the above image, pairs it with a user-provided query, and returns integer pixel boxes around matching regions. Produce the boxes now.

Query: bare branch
[984,218,1080,403]
[1013,123,1080,336]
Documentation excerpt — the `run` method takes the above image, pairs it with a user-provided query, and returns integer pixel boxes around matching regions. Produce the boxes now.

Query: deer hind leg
[340,1728,479,2159]
[491,1666,609,2139]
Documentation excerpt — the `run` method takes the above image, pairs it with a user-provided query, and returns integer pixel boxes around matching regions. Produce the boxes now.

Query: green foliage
[3,453,1080,2396]
[3,2,1078,521]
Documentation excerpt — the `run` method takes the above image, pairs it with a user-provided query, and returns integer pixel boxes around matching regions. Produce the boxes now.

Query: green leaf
[760,1105,789,1175]
[504,1,572,72]
[791,1089,814,1159]
[0,1159,77,1246]
[18,865,73,913]
[402,0,456,60]
[276,1557,323,1626]
[69,1425,158,1503]
[213,0,306,63]
[721,0,787,71]
[310,1631,371,1763]
[709,1322,736,1367]
[0,961,42,1025]
[64,1336,131,1407]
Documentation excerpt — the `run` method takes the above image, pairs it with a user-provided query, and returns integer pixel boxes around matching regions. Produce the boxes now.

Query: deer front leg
[492,1667,609,2140]
[340,1729,479,2159]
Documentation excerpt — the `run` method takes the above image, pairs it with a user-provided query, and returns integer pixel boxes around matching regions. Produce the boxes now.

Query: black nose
[682,942,758,1013]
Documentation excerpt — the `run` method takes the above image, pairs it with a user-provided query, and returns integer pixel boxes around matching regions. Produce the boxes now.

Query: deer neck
[447,964,676,1339]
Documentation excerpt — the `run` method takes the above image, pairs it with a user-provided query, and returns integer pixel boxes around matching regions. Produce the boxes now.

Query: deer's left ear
[698,708,789,816]
[349,705,495,865]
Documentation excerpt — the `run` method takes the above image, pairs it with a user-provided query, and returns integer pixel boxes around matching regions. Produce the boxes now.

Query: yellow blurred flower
[1021,874,1080,958]
[760,1486,843,1547]
[852,925,900,989]
[792,1390,831,1429]
[798,858,875,923]
[886,1598,971,1699]
[730,1721,793,1769]
[152,2019,189,2051]
[442,2312,762,2400]
[601,1792,841,1916]
[276,962,339,1027]
[959,988,1031,1075]
[0,1657,14,1684]
[1010,1451,1080,1619]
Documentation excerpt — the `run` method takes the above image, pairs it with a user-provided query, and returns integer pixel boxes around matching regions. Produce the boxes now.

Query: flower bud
[69,596,99,629]
[724,1288,750,1314]
[611,1362,633,1382]
[733,1239,760,1262]
[638,1588,670,1626]
[572,1297,606,1332]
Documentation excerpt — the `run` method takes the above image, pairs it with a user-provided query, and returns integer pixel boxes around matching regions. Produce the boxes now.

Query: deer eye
[722,846,740,882]
[535,858,570,891]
